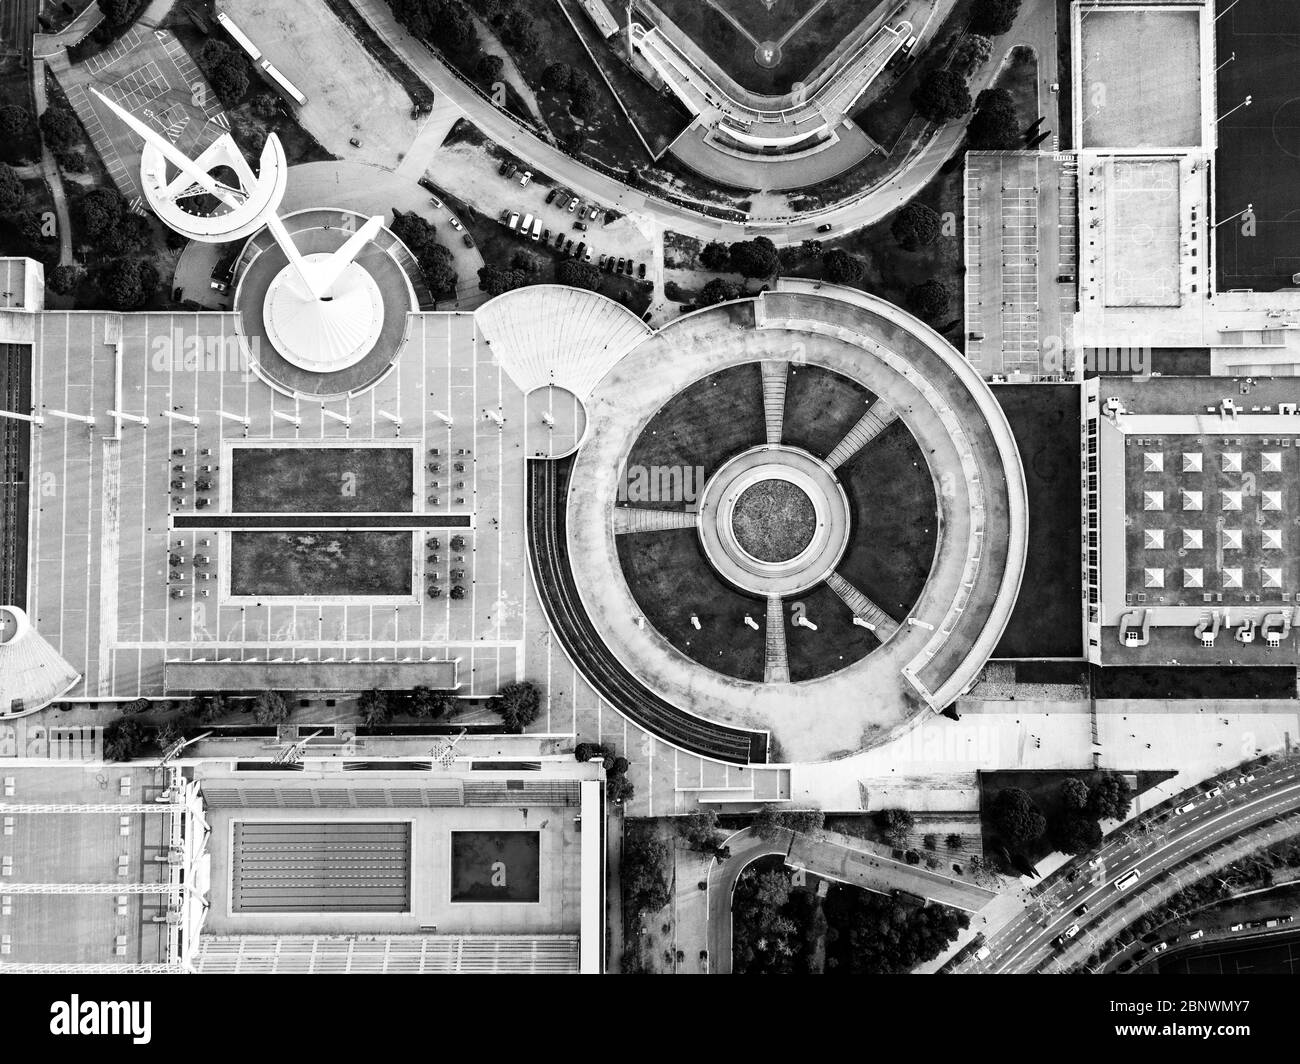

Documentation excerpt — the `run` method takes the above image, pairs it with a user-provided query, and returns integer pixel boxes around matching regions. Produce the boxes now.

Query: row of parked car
[498,207,646,278]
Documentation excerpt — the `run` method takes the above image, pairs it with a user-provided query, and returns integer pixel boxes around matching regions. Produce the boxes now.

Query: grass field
[652,0,884,96]
[992,385,1082,659]
[785,582,878,681]
[835,421,936,620]
[617,528,768,682]
[231,447,414,512]
[779,364,874,459]
[230,531,413,596]
[625,362,767,508]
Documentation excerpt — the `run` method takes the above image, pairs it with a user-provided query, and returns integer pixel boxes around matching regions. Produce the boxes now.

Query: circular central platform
[263,255,385,374]
[698,445,850,596]
[732,479,815,561]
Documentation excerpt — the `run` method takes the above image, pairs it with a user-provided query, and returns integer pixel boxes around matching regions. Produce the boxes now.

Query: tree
[410,685,454,719]
[891,201,941,251]
[951,33,992,76]
[700,240,730,271]
[0,105,31,142]
[358,688,392,727]
[420,243,457,296]
[1088,774,1133,821]
[821,248,864,284]
[39,107,79,150]
[678,809,720,849]
[1060,777,1090,811]
[476,53,504,82]
[0,163,22,213]
[103,259,152,310]
[104,718,147,761]
[968,87,1020,150]
[973,0,1022,36]
[99,0,143,27]
[912,68,972,123]
[907,279,950,323]
[477,264,529,295]
[502,8,540,55]
[557,259,601,291]
[80,187,124,241]
[568,71,599,118]
[877,807,915,847]
[253,690,291,726]
[1052,811,1102,855]
[623,824,671,913]
[438,1,479,55]
[753,807,825,838]
[56,149,87,173]
[990,787,1046,846]
[541,62,574,91]
[252,93,280,119]
[727,236,778,278]
[607,773,635,805]
[945,833,963,850]
[47,263,82,295]
[491,680,541,730]
[697,277,741,306]
[210,56,250,104]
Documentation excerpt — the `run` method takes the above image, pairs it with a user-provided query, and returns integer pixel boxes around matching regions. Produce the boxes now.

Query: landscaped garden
[230,531,414,597]
[779,363,875,458]
[230,446,414,513]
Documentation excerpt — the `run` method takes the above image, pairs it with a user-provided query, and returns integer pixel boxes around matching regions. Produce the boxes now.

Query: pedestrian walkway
[760,360,787,444]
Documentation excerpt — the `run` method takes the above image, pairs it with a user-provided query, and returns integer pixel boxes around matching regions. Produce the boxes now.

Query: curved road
[962,758,1300,974]
[349,0,1058,243]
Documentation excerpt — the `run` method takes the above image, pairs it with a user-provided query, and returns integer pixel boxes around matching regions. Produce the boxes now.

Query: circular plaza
[561,286,1029,761]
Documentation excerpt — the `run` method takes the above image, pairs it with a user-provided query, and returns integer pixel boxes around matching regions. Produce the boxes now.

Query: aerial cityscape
[0,0,1298,1002]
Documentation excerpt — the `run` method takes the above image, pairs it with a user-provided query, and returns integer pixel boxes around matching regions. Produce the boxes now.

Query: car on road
[1150,942,1168,955]
[1075,903,1090,916]
[816,223,833,233]
[1114,869,1142,892]
[1132,948,1150,963]
[545,188,558,204]
[519,170,532,187]
[1175,802,1197,815]
[1189,929,1205,940]
[1054,923,1081,948]
[429,196,442,209]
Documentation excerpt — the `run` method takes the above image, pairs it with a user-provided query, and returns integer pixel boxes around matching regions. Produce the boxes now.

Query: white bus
[1113,868,1142,892]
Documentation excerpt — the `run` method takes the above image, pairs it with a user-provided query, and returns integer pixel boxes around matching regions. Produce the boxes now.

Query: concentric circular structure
[262,254,385,373]
[556,285,1028,761]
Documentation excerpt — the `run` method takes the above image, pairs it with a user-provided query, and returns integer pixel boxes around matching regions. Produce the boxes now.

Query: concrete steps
[764,593,789,683]
[760,360,787,444]
[826,572,899,640]
[824,401,897,470]
[612,507,700,534]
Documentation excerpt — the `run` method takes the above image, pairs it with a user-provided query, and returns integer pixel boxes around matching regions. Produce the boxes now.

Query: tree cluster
[824,889,969,974]
[821,248,864,285]
[478,263,531,296]
[891,201,942,251]
[390,0,480,56]
[541,63,599,118]
[696,276,741,306]
[912,69,972,123]
[877,807,915,848]
[753,807,825,840]
[623,821,672,915]
[972,0,1022,36]
[198,40,251,105]
[490,680,541,731]
[968,87,1021,150]
[727,236,778,278]
[907,278,950,323]
[390,207,458,296]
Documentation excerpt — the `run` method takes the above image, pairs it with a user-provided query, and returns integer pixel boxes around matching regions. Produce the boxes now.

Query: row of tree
[389,208,459,297]
[989,774,1134,855]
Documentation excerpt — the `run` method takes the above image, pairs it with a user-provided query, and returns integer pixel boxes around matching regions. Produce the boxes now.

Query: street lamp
[1217,95,1252,123]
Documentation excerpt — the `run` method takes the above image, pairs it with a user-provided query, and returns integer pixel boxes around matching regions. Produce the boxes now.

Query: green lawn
[230,447,414,513]
[617,528,767,681]
[779,364,875,459]
[624,361,767,508]
[230,531,413,596]
[836,421,937,620]
[784,582,878,681]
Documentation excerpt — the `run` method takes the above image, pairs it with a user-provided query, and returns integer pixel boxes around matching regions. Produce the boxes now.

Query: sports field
[1215,0,1300,290]
[1078,7,1201,148]
[1159,930,1300,975]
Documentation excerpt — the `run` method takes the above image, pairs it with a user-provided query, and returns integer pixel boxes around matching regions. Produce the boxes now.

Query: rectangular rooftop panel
[231,821,411,913]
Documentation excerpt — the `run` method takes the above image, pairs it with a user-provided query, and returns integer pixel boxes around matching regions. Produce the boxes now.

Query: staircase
[826,572,900,640]
[824,402,898,470]
[612,507,700,534]
[760,361,787,444]
[764,594,789,683]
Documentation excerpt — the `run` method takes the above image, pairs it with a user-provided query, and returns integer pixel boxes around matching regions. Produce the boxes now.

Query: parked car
[503,163,518,179]
[555,191,570,209]
[554,231,566,249]
[637,262,646,278]
[563,237,574,255]
[542,228,551,244]
[448,217,463,231]
[587,205,600,220]
[499,209,512,224]
[519,170,532,187]
[1175,802,1197,815]
[461,233,474,248]
[1151,942,1168,955]
[1206,787,1224,799]
[624,259,635,275]
[573,221,588,231]
[545,188,558,204]
[574,241,587,260]
[349,136,361,147]
[498,160,512,176]
[597,254,608,268]
[1231,923,1245,932]
[567,197,579,213]
[1188,930,1205,940]
[429,196,442,209]
[616,257,626,273]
